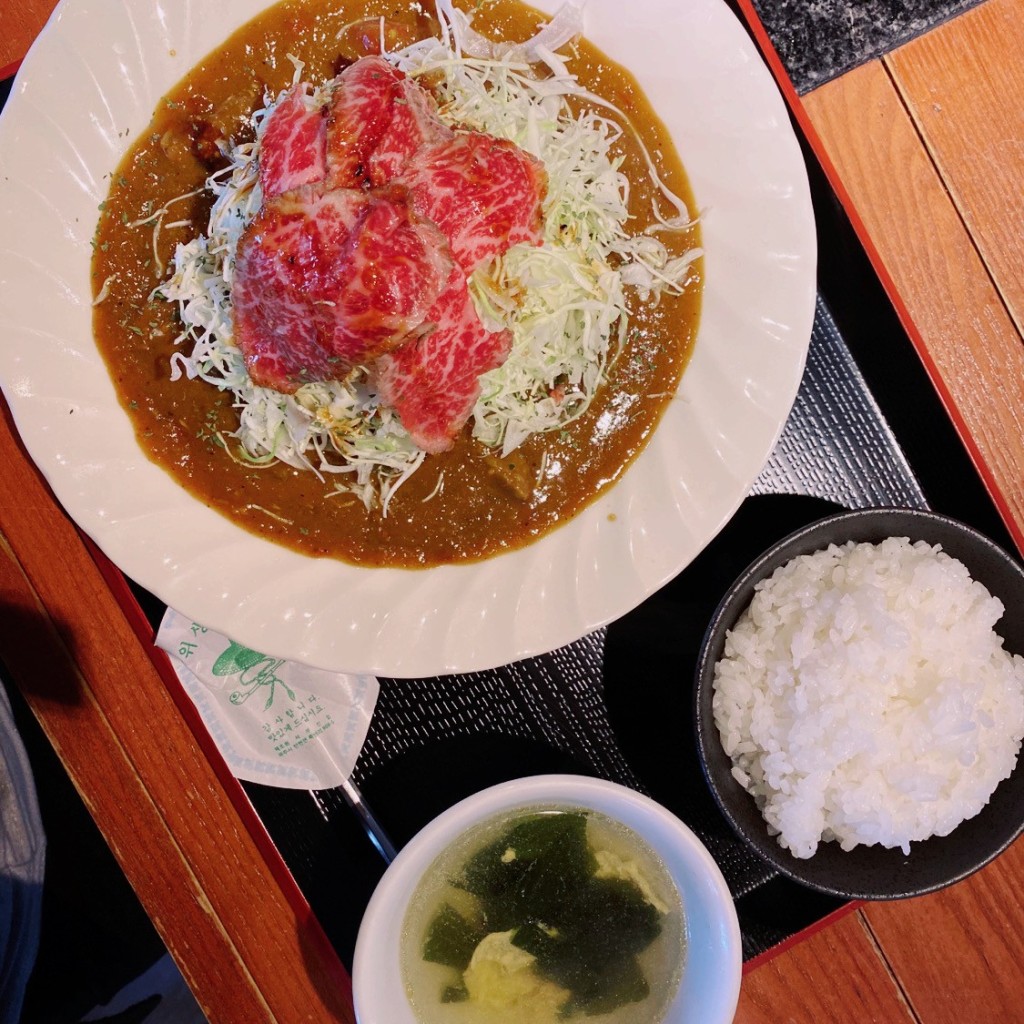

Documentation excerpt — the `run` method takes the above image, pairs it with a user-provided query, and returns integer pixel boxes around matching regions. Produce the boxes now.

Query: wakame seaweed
[423,903,486,971]
[421,811,666,1017]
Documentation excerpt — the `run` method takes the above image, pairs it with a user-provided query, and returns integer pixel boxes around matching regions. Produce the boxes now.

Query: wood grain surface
[0,0,54,75]
[3,0,1024,1022]
[887,0,1024,338]
[735,911,916,1024]
[0,404,355,1024]
[863,837,1024,1024]
[803,59,1024,552]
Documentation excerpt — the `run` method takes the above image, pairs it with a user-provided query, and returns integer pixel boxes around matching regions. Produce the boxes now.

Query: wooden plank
[802,62,1024,549]
[0,542,273,1024]
[886,0,1024,338]
[862,838,1024,1024]
[0,400,355,1024]
[734,911,916,1023]
[0,0,57,75]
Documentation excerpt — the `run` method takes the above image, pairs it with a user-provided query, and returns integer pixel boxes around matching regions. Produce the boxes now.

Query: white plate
[0,0,815,677]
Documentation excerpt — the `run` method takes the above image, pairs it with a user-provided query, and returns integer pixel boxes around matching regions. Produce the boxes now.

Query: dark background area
[3,673,169,1022]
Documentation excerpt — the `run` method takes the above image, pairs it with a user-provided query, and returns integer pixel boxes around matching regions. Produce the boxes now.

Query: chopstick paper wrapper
[156,609,378,792]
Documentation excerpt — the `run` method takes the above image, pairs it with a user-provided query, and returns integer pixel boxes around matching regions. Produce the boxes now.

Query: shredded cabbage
[159,2,701,510]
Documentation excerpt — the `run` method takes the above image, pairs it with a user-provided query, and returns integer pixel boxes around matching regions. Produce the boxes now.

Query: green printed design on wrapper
[212,641,296,710]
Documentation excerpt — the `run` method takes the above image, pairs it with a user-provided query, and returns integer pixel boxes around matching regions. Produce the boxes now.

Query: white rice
[712,536,1024,859]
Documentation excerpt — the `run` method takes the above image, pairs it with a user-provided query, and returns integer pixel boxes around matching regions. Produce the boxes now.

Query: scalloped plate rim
[0,0,816,677]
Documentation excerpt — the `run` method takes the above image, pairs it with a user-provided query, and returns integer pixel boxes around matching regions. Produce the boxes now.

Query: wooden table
[2,1,1023,1021]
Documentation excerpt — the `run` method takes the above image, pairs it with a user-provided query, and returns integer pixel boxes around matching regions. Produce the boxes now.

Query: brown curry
[90,0,702,568]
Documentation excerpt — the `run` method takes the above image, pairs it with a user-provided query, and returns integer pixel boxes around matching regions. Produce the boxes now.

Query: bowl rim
[351,773,742,1024]
[694,505,1024,900]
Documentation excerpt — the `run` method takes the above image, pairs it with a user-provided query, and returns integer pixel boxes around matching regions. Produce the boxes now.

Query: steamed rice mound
[712,536,1024,859]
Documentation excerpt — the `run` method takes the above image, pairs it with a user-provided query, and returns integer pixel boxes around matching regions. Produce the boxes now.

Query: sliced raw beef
[259,87,327,198]
[375,267,512,453]
[367,76,453,185]
[324,56,404,189]
[325,56,453,189]
[234,55,549,450]
[397,132,546,271]
[233,184,453,392]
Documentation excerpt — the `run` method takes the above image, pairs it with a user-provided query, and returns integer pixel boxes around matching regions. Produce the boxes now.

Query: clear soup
[400,806,685,1024]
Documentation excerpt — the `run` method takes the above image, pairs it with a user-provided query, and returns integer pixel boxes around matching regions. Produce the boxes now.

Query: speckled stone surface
[750,0,988,93]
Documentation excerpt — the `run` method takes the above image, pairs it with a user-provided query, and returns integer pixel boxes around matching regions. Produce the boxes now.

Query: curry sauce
[91,0,702,567]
